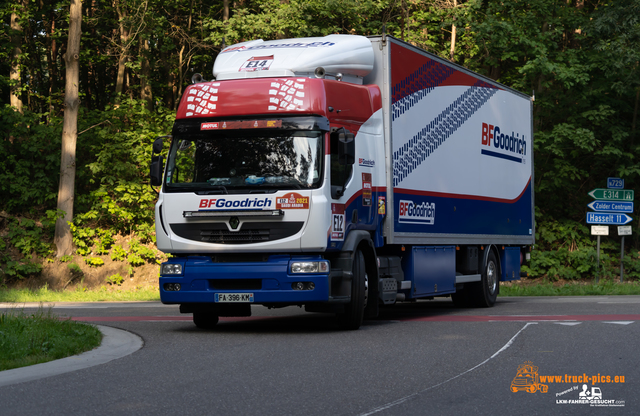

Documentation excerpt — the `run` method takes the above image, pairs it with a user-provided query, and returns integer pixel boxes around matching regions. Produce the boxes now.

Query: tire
[337,250,367,330]
[475,250,499,307]
[193,312,219,329]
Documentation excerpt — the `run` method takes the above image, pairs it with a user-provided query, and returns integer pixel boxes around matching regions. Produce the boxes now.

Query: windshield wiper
[196,185,228,195]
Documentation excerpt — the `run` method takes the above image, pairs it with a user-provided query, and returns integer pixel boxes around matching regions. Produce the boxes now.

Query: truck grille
[170,222,304,244]
[210,279,262,290]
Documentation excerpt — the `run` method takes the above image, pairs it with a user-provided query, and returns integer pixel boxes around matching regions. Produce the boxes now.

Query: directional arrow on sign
[588,188,634,201]
[587,200,634,213]
[586,212,633,225]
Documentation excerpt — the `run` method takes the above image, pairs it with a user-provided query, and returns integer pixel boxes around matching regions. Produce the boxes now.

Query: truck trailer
[150,34,534,329]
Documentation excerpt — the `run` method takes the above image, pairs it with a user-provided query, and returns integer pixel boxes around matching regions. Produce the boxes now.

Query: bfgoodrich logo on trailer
[398,200,435,225]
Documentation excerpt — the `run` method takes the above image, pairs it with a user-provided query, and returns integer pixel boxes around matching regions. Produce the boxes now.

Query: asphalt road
[1,296,639,415]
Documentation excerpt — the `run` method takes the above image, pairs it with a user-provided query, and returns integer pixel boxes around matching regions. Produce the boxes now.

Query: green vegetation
[0,286,159,303]
[0,307,102,371]
[500,280,640,297]
[1,1,640,290]
[106,273,125,286]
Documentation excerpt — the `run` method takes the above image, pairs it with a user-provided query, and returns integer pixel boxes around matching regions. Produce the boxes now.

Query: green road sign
[588,188,634,201]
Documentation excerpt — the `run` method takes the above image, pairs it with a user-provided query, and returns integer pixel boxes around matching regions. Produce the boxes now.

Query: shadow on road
[171,297,502,333]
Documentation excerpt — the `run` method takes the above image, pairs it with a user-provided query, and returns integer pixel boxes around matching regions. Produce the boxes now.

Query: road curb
[0,325,143,387]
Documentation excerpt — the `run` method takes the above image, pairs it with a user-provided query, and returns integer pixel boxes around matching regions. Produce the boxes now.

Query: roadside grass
[2,279,639,304]
[0,285,160,303]
[500,279,640,296]
[0,307,102,371]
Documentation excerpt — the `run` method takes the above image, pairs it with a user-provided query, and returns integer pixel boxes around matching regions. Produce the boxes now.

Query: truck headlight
[290,261,329,274]
[161,263,183,275]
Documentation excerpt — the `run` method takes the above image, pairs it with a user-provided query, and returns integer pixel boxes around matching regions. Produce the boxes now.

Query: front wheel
[193,312,219,329]
[337,250,367,330]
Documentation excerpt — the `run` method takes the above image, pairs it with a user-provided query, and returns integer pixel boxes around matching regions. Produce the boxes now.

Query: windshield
[164,130,323,193]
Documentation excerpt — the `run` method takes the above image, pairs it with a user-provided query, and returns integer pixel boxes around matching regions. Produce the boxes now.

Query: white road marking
[358,322,538,416]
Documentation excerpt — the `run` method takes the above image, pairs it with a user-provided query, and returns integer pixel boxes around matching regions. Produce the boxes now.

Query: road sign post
[591,226,609,283]
[587,181,634,284]
[618,226,632,283]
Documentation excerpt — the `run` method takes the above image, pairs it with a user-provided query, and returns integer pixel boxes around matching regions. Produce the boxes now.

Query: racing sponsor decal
[362,173,372,207]
[331,204,345,241]
[276,192,309,209]
[359,158,375,167]
[201,120,282,130]
[201,122,219,130]
[398,199,435,225]
[239,55,274,72]
[481,122,527,163]
[199,197,272,209]
[378,196,386,215]
[221,41,335,54]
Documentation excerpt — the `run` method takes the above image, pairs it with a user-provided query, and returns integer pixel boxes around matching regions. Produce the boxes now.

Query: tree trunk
[115,0,129,98]
[54,0,82,257]
[400,0,407,41]
[47,13,58,116]
[10,6,24,112]
[632,86,640,147]
[140,37,153,110]
[449,0,457,62]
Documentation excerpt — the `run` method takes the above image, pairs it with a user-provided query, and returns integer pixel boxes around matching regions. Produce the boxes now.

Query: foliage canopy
[1,0,640,283]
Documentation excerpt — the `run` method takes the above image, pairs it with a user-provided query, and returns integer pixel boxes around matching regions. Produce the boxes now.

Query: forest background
[1,0,640,290]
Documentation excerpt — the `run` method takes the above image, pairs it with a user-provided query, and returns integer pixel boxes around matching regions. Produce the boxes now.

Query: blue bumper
[159,255,331,304]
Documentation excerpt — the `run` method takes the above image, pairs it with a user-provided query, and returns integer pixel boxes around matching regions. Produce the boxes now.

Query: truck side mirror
[338,128,355,165]
[150,155,163,186]
[153,137,165,154]
[151,135,170,186]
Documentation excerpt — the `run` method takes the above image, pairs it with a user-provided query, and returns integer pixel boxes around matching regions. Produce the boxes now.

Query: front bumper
[159,255,335,305]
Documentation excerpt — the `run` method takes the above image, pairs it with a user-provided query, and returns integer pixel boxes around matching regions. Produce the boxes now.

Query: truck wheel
[193,312,219,329]
[475,250,499,307]
[338,250,367,330]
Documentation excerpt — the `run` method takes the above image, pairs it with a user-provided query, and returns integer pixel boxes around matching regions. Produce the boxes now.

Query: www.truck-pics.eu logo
[398,200,435,225]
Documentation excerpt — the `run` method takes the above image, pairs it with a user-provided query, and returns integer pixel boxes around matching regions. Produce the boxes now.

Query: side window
[330,128,354,199]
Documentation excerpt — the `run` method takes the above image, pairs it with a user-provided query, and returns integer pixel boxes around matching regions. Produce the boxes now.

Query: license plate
[215,293,254,303]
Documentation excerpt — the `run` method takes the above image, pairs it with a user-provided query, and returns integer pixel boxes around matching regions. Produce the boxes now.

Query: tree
[9,0,26,112]
[54,0,83,257]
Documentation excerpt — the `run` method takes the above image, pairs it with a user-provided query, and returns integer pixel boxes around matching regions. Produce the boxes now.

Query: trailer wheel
[338,250,367,330]
[193,312,219,329]
[476,250,499,307]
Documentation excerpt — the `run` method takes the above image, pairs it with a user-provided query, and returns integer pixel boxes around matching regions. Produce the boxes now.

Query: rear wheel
[193,312,219,329]
[338,250,367,330]
[475,250,499,307]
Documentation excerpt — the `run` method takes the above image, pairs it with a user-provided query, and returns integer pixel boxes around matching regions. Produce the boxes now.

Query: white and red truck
[150,34,534,329]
